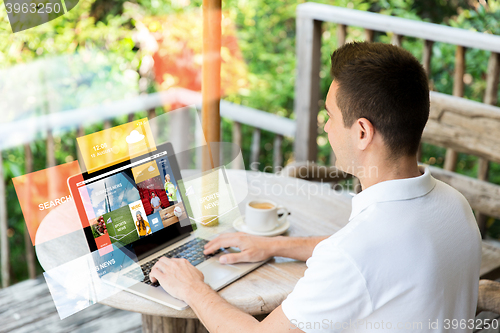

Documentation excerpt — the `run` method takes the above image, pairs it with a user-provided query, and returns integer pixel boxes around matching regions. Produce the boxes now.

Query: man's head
[151,192,156,197]
[325,42,429,173]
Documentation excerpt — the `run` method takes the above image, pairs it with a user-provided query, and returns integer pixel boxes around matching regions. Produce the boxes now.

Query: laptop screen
[72,143,193,260]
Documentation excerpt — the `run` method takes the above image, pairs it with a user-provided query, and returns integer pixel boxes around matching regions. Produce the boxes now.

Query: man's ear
[354,118,375,150]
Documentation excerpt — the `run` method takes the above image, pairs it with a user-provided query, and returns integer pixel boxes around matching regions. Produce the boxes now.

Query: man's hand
[149,257,211,303]
[203,232,274,264]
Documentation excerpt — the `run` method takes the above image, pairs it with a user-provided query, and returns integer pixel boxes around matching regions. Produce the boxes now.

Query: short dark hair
[330,42,429,157]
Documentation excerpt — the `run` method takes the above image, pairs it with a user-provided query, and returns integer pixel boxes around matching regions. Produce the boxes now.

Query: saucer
[233,216,290,237]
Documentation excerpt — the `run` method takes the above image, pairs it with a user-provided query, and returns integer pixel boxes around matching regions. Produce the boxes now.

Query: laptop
[68,142,269,310]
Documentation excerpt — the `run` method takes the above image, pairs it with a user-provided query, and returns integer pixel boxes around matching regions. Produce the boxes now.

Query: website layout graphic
[77,155,187,252]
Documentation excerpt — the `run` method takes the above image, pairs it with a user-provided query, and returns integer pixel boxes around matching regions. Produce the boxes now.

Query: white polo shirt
[282,166,481,332]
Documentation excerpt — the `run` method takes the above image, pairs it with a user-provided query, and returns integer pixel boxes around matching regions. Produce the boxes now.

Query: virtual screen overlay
[72,145,191,256]
[12,106,248,319]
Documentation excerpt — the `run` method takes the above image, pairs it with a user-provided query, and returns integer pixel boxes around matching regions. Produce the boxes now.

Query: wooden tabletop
[35,169,353,319]
[100,170,352,318]
[35,169,500,320]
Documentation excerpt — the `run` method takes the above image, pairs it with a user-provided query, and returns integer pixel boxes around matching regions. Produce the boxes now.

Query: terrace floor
[1,264,500,333]
[0,277,141,333]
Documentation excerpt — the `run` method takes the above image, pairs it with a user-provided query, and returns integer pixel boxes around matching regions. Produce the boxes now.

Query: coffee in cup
[245,200,288,232]
[249,202,275,210]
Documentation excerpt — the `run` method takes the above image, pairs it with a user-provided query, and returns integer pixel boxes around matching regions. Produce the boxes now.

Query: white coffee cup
[245,200,288,232]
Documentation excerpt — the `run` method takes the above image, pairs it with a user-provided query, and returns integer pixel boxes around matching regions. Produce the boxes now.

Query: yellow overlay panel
[77,118,156,173]
[131,160,161,183]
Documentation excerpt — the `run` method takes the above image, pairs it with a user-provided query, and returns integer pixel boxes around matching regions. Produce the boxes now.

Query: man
[150,42,481,332]
[150,191,161,213]
[164,173,178,205]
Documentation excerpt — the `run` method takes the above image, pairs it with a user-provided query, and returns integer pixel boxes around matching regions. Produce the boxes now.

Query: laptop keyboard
[125,237,221,288]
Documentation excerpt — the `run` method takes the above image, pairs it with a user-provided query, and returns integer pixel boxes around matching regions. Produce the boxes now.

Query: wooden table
[106,170,352,332]
[34,169,500,332]
[35,169,352,332]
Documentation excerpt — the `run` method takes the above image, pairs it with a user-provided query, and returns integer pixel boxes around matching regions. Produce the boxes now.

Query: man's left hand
[149,257,210,302]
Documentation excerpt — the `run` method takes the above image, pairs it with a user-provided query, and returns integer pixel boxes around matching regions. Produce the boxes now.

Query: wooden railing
[294,2,500,231]
[294,3,500,163]
[0,87,296,288]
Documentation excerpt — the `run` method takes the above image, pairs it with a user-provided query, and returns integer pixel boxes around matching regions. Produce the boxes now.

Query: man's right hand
[203,232,274,264]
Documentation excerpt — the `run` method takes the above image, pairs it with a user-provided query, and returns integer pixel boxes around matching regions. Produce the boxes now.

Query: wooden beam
[429,166,500,220]
[484,52,500,106]
[453,46,466,97]
[46,130,56,168]
[142,314,208,333]
[443,45,466,172]
[423,92,500,164]
[0,89,296,151]
[365,29,374,42]
[147,109,157,139]
[250,128,261,169]
[294,16,322,162]
[232,122,243,169]
[329,150,336,167]
[391,33,402,47]
[104,120,111,130]
[422,39,433,79]
[476,52,500,236]
[24,144,36,280]
[337,24,346,47]
[297,3,500,54]
[0,152,8,288]
[417,39,434,163]
[477,280,500,315]
[219,101,295,137]
[273,134,283,171]
[202,0,222,171]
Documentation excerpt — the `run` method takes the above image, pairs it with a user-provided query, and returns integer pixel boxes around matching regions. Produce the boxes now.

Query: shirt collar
[349,165,436,221]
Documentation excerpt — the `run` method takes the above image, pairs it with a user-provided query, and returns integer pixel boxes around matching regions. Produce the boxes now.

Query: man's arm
[203,232,328,263]
[150,258,303,333]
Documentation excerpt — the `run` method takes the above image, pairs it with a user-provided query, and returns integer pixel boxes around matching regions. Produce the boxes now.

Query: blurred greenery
[1,0,500,285]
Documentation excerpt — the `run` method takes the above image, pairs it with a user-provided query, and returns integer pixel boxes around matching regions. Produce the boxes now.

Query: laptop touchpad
[200,263,240,288]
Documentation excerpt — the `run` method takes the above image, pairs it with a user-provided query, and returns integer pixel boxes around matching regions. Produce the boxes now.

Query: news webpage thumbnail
[80,168,162,250]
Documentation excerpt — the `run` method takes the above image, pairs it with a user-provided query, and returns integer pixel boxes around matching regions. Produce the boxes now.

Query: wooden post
[365,29,374,42]
[147,109,158,141]
[329,24,346,167]
[142,315,208,333]
[337,24,346,47]
[0,152,9,288]
[273,134,283,172]
[391,33,402,47]
[232,121,243,169]
[422,40,434,79]
[443,45,466,172]
[77,126,85,166]
[476,52,500,236]
[104,120,111,130]
[332,23,346,168]
[169,109,191,170]
[201,0,222,171]
[24,144,36,279]
[46,130,56,168]
[294,17,322,162]
[250,128,261,169]
[418,39,434,162]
